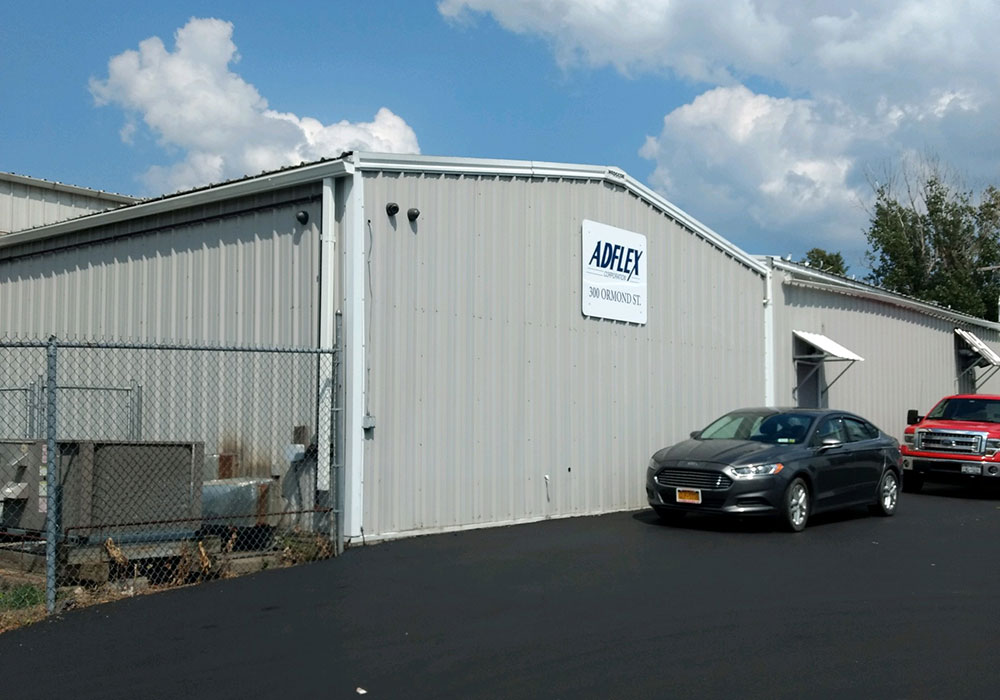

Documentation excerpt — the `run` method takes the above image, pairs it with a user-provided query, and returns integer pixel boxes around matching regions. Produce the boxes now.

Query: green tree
[801,248,847,275]
[864,166,1000,321]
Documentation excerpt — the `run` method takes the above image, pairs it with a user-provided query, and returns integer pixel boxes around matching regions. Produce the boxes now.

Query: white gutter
[342,163,366,539]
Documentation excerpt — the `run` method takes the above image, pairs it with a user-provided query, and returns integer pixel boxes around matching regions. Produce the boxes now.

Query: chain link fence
[0,335,341,626]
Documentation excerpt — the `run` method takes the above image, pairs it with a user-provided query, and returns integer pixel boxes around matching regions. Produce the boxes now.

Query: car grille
[655,469,732,490]
[915,430,984,455]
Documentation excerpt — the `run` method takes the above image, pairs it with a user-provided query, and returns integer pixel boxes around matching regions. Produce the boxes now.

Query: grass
[0,583,44,611]
[0,584,46,634]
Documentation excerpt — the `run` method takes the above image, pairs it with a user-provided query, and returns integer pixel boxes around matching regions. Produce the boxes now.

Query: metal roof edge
[1,171,138,203]
[1,152,764,277]
[0,159,353,252]
[619,171,767,275]
[767,256,1000,331]
[351,152,768,275]
[351,151,625,180]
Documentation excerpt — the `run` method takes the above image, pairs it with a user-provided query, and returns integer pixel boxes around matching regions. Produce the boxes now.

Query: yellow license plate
[676,488,702,504]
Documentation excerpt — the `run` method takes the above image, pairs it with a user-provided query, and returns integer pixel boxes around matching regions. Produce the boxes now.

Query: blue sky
[4,1,1000,272]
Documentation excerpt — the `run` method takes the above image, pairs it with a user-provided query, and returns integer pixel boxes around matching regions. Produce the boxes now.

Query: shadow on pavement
[914,481,1000,501]
[632,503,878,533]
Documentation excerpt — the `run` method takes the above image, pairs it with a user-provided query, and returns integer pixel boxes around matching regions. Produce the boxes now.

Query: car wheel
[902,473,923,493]
[870,470,899,516]
[782,478,809,532]
[652,506,686,524]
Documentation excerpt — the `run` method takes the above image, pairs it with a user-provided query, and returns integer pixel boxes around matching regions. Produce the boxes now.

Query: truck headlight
[987,439,1000,456]
[730,463,784,479]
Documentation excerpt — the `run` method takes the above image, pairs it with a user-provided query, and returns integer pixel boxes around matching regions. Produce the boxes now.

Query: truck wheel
[870,470,899,516]
[781,478,809,532]
[902,473,923,493]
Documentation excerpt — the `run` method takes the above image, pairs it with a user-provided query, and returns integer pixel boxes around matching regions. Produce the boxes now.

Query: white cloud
[440,0,1000,115]
[640,86,867,253]
[440,0,789,83]
[440,0,1000,264]
[90,18,419,193]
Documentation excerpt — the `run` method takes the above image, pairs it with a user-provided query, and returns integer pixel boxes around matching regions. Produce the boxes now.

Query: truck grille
[655,469,732,490]
[915,430,985,455]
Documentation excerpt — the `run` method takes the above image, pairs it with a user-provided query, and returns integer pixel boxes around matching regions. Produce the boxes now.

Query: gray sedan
[646,408,902,531]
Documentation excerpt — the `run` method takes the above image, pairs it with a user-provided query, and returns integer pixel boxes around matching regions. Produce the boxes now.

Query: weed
[0,584,44,611]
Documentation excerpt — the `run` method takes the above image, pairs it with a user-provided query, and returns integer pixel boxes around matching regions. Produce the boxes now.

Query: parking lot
[2,483,999,699]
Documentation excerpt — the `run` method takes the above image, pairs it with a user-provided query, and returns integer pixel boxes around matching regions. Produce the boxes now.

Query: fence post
[44,336,59,614]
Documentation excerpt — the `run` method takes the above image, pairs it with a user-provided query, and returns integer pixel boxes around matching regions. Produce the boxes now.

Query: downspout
[342,161,366,540]
[763,259,776,406]
[317,178,336,537]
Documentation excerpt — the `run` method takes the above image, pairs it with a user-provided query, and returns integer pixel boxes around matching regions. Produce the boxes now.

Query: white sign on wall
[581,219,647,324]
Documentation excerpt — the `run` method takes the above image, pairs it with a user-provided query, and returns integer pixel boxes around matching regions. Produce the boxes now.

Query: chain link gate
[0,335,342,626]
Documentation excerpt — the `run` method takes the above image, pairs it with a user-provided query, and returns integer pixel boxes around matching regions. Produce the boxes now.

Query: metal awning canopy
[955,328,1000,385]
[793,330,865,362]
[793,330,864,397]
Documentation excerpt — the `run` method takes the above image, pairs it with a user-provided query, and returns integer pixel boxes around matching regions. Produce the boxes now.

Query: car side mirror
[906,409,922,425]
[817,437,842,451]
[689,430,702,439]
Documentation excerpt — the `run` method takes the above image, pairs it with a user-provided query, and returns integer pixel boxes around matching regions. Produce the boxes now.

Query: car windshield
[926,398,1000,422]
[699,410,815,444]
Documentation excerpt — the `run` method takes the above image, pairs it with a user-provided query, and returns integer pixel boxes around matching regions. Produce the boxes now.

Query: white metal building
[1,172,137,236]
[2,152,999,541]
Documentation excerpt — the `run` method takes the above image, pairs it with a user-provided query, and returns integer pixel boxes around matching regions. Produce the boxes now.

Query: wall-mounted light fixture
[407,207,420,222]
[386,202,400,217]
[296,210,309,225]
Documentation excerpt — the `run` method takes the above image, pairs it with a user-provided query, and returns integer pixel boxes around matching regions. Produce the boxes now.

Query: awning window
[792,330,864,398]
[955,328,1000,385]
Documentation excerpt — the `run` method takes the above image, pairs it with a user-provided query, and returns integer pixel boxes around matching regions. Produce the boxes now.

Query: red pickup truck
[901,394,1000,491]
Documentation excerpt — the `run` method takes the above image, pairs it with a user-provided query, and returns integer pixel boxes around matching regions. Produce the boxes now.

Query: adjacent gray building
[766,257,1000,435]
[1,172,137,236]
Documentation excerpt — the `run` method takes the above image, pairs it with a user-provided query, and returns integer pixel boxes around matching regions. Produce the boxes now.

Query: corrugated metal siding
[0,343,322,484]
[773,281,1000,440]
[360,172,767,537]
[0,189,326,510]
[0,193,321,346]
[0,179,129,235]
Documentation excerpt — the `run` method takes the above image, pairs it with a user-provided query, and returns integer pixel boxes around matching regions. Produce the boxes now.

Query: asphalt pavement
[2,483,1000,699]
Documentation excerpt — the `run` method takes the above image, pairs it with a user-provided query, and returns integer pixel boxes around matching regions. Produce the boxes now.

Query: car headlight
[903,434,915,446]
[729,463,784,479]
[647,458,658,474]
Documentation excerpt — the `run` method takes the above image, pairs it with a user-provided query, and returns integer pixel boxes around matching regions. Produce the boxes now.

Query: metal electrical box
[0,440,204,541]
